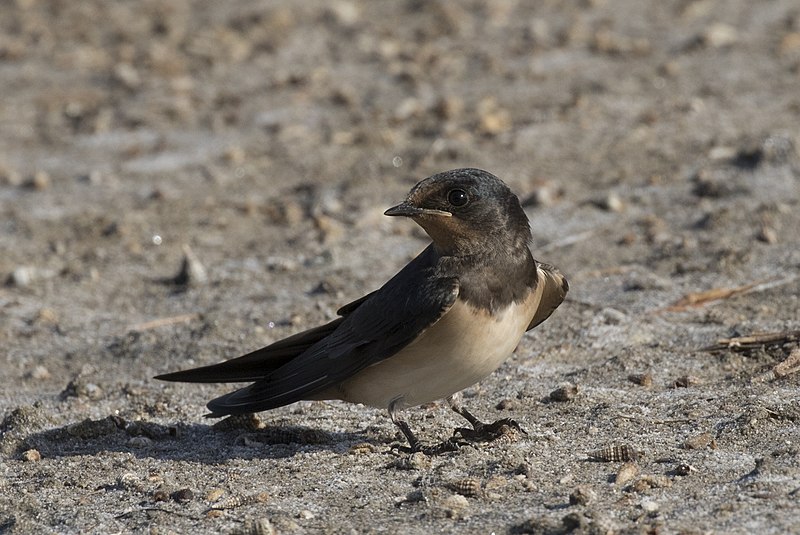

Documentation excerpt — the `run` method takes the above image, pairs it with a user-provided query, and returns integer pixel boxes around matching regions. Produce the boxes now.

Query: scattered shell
[211,492,270,510]
[587,444,641,462]
[569,485,596,506]
[348,442,377,455]
[448,477,482,497]
[549,383,579,402]
[21,449,41,462]
[297,509,315,520]
[682,432,715,450]
[170,244,208,285]
[615,462,639,486]
[627,373,653,387]
[212,413,263,431]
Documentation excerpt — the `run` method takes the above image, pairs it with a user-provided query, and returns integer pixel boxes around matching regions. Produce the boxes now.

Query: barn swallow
[156,168,568,453]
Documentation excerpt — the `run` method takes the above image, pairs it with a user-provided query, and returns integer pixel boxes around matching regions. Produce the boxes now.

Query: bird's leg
[389,400,463,455]
[447,393,526,442]
[389,401,423,453]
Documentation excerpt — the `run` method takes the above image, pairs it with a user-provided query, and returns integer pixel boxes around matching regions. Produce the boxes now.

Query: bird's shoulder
[436,246,538,314]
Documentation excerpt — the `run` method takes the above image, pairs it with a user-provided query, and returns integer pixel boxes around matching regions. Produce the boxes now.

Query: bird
[156,168,568,453]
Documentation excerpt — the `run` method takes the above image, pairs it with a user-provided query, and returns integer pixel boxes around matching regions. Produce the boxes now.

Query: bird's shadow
[17,415,377,463]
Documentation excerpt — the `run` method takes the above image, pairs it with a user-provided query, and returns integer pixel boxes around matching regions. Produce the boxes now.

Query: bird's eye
[447,189,469,207]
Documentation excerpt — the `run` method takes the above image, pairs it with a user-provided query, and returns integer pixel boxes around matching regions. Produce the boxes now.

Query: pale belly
[329,294,540,410]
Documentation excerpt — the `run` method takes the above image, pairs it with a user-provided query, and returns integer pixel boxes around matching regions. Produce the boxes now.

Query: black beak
[384,202,452,218]
[384,202,422,217]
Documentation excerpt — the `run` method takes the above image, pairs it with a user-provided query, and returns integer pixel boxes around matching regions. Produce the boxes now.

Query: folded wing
[527,262,569,331]
[158,245,460,417]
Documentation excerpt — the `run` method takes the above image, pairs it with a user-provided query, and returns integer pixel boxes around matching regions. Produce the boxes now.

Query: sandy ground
[2,1,800,533]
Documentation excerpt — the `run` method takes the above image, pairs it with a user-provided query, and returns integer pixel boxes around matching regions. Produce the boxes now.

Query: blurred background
[1,1,799,533]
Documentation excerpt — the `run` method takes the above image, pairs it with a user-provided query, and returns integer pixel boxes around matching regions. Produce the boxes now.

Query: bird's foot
[395,436,468,455]
[422,436,470,455]
[454,418,527,443]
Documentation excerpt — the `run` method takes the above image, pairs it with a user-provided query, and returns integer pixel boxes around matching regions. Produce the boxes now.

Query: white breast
[333,287,542,409]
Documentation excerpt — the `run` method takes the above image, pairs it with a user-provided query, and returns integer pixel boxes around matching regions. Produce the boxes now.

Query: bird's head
[385,168,531,257]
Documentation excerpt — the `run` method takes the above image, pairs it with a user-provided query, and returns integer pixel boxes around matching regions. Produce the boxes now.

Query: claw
[454,418,526,442]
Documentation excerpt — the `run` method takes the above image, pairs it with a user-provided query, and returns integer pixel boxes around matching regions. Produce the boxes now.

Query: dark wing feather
[336,290,377,316]
[155,274,383,384]
[527,261,569,331]
[155,318,346,383]
[206,245,459,416]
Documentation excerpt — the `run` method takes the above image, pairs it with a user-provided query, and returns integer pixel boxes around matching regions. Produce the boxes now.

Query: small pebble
[627,373,653,387]
[673,375,702,388]
[206,488,225,502]
[495,398,518,410]
[757,226,777,244]
[152,490,169,502]
[595,192,624,212]
[632,475,672,492]
[29,366,51,380]
[569,485,596,506]
[640,499,659,512]
[441,494,469,517]
[21,449,41,462]
[682,432,715,450]
[29,170,51,191]
[171,488,194,503]
[704,23,738,48]
[549,383,578,402]
[615,462,639,486]
[393,451,431,471]
[675,463,697,476]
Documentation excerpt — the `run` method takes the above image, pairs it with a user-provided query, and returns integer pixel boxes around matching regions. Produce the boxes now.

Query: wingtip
[153,372,176,382]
